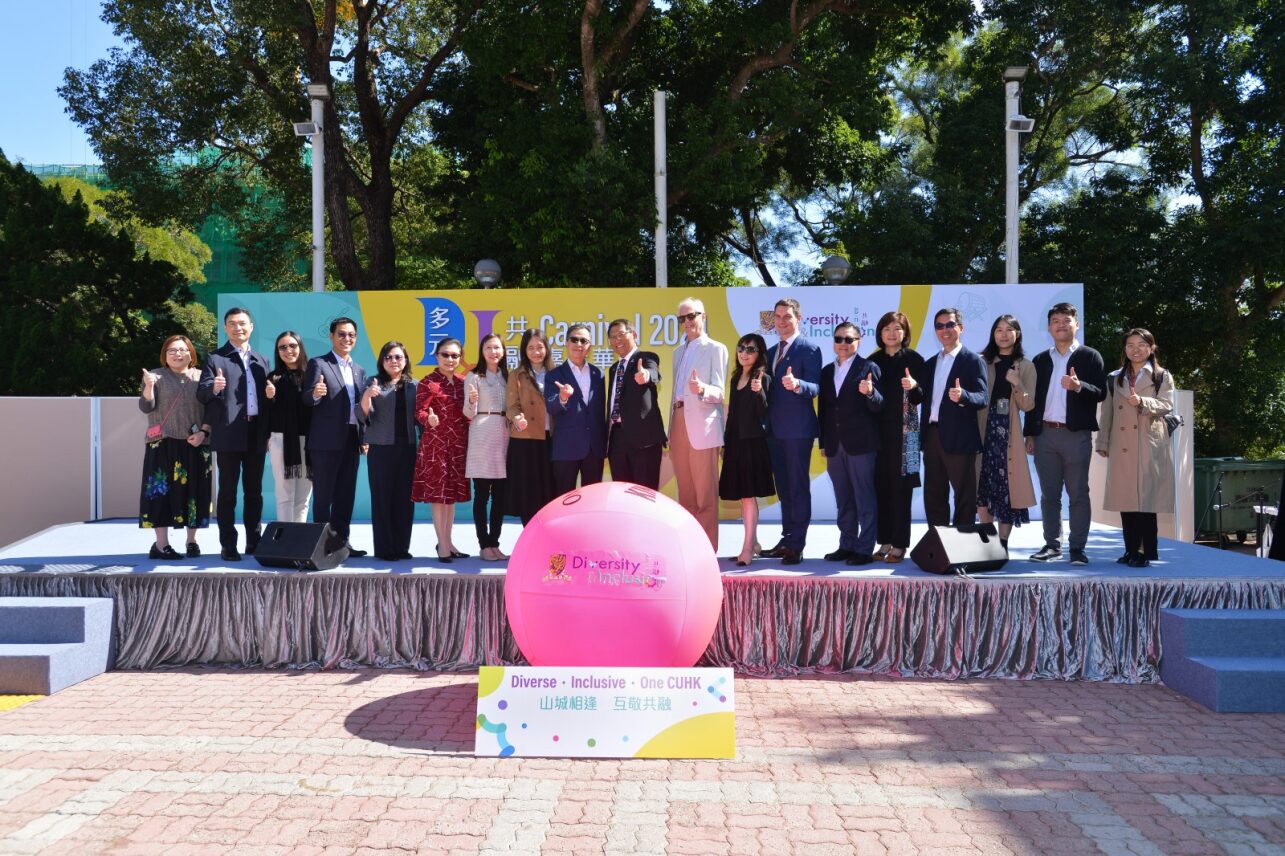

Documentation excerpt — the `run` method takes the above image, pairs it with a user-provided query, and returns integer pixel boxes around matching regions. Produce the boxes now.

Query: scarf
[273,370,311,480]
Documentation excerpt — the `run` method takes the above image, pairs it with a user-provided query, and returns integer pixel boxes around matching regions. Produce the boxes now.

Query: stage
[2,519,1282,682]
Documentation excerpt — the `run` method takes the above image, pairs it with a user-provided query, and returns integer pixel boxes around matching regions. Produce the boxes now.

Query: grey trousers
[1033,427,1093,551]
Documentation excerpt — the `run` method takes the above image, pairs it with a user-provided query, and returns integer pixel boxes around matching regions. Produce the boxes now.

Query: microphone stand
[1196,468,1227,548]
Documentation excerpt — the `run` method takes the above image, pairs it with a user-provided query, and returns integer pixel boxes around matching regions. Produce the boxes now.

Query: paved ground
[2,670,1284,855]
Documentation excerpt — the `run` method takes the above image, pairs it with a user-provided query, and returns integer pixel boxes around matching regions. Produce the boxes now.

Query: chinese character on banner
[506,347,520,369]
[592,348,615,369]
[551,348,564,364]
[505,316,529,340]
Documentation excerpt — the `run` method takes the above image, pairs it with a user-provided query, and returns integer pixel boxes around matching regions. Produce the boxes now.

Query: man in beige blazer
[669,297,728,548]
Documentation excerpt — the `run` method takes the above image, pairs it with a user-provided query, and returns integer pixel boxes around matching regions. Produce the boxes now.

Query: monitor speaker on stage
[911,523,1008,575]
[253,522,349,571]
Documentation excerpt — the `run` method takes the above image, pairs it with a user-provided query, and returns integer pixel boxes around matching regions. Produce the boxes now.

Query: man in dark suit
[762,298,823,565]
[907,307,987,528]
[545,322,607,496]
[197,306,273,561]
[304,317,368,557]
[606,318,666,489]
[1023,302,1107,565]
[818,323,884,565]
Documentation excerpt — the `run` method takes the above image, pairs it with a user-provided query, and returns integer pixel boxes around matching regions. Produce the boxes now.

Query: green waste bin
[1193,458,1285,542]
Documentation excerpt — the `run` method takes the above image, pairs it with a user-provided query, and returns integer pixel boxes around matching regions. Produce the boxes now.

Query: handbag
[1154,370,1182,436]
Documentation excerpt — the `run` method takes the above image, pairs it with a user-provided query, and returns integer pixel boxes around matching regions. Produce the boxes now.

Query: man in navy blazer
[909,307,988,527]
[762,298,823,564]
[818,323,884,565]
[197,307,273,561]
[545,323,607,496]
[304,317,368,557]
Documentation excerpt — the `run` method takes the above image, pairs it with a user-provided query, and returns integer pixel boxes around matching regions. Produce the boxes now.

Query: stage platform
[2,519,1283,682]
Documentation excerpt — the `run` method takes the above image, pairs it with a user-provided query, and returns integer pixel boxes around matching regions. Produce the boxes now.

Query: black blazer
[918,346,988,454]
[196,341,271,452]
[724,371,770,441]
[304,352,368,452]
[818,357,884,456]
[1024,345,1107,436]
[607,350,667,452]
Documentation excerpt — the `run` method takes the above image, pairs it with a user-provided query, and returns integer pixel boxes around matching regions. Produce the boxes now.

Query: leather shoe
[780,548,803,565]
[1126,553,1150,568]
[220,548,242,562]
[759,542,787,559]
[845,553,876,566]
[823,548,855,562]
[148,544,181,560]
[345,546,367,558]
[245,541,258,556]
[185,542,201,558]
[1116,554,1130,564]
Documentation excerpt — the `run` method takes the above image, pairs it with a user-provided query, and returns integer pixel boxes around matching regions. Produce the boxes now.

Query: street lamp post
[473,259,501,288]
[1003,66,1030,285]
[820,254,851,285]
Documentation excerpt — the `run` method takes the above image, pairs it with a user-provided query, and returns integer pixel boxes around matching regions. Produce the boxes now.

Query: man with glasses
[197,306,273,561]
[606,318,666,490]
[818,323,884,565]
[910,308,987,528]
[545,323,607,495]
[1024,302,1107,565]
[762,298,822,565]
[669,298,728,548]
[305,317,369,557]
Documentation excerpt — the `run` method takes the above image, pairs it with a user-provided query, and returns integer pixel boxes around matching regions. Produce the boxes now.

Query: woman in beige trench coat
[1096,328,1174,567]
[975,315,1037,549]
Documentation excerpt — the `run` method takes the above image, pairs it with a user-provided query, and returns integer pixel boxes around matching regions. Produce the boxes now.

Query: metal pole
[654,90,668,288]
[1004,80,1020,284]
[310,94,326,293]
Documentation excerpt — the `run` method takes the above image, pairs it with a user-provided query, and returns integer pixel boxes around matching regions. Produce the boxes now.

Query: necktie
[610,359,626,424]
[774,340,789,371]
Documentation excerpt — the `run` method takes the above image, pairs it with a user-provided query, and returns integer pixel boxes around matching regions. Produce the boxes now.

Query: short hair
[835,321,860,337]
[934,307,963,325]
[223,306,252,323]
[567,322,592,341]
[1047,302,1078,322]
[607,318,636,337]
[159,334,198,369]
[874,311,912,349]
[330,316,358,334]
[376,340,410,387]
[678,297,705,314]
[434,337,463,355]
[774,298,801,318]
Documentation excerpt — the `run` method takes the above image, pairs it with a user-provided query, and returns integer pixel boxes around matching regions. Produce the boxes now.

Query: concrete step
[1159,655,1285,713]
[1159,609,1285,658]
[0,597,114,694]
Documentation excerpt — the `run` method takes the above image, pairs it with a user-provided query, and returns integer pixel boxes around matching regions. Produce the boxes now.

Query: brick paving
[1,670,1283,855]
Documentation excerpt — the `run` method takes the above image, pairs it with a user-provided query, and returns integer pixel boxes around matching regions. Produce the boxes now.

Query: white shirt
[567,360,593,402]
[930,342,962,423]
[1043,341,1080,423]
[832,353,855,395]
[332,350,357,424]
[235,345,259,417]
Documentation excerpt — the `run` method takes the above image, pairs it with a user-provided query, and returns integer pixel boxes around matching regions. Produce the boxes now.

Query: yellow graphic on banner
[633,711,736,758]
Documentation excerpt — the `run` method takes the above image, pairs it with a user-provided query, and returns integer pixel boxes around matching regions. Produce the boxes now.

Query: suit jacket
[303,352,368,452]
[669,335,728,451]
[544,361,607,462]
[1024,344,1108,436]
[607,350,666,453]
[918,345,987,454]
[765,335,822,441]
[818,356,884,456]
[196,341,271,452]
[359,379,418,445]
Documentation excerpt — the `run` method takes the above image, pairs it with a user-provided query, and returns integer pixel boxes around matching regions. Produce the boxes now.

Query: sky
[0,0,120,166]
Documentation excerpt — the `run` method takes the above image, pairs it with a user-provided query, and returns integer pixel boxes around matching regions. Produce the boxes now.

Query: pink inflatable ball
[504,481,724,667]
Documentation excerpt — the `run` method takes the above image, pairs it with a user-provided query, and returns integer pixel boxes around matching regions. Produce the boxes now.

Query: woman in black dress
[718,333,775,567]
[868,312,926,563]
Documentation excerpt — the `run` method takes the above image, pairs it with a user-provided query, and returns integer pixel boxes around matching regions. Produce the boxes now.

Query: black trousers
[368,442,415,559]
[215,447,265,550]
[922,424,977,528]
[311,426,360,545]
[873,447,916,549]
[472,478,507,548]
[1120,511,1158,559]
[608,441,662,490]
[552,456,605,498]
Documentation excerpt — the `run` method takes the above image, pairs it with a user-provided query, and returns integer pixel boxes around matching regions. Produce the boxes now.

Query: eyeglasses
[677,312,702,323]
[383,354,406,362]
[277,343,299,351]
[567,336,591,346]
[833,336,859,344]
[333,331,356,339]
[934,321,959,331]
[736,344,758,354]
[437,352,461,360]
[165,348,189,355]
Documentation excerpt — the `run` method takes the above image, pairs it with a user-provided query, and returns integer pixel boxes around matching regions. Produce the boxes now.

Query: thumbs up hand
[859,372,874,396]
[362,378,380,404]
[212,367,226,394]
[782,366,799,392]
[750,369,763,394]
[900,367,917,391]
[468,382,479,404]
[1127,388,1142,408]
[312,374,328,400]
[264,374,277,400]
[142,368,157,391]
[427,407,440,429]
[556,381,574,403]
[688,369,703,396]
[948,376,963,403]
[634,362,648,385]
[1060,366,1081,391]
[514,411,529,432]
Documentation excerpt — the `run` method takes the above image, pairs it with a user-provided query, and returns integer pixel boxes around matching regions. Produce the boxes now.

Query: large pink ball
[504,481,723,667]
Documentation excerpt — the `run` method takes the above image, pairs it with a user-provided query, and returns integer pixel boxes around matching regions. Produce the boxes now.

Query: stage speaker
[911,523,1008,575]
[253,522,349,571]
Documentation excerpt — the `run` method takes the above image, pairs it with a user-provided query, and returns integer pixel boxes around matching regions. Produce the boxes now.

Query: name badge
[995,398,1010,416]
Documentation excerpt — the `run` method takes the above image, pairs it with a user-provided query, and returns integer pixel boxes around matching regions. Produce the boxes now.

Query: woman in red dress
[413,338,470,561]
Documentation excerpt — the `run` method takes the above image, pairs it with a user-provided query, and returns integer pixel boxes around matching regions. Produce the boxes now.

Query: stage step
[0,597,114,694]
[1159,609,1285,712]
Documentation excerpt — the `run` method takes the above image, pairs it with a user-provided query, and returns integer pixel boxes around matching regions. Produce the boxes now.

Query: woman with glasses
[868,312,926,563]
[266,331,312,523]
[718,333,775,567]
[361,341,418,561]
[976,315,1036,550]
[139,335,212,559]
[1096,328,1175,567]
[464,333,511,561]
[413,338,471,561]
[505,329,556,525]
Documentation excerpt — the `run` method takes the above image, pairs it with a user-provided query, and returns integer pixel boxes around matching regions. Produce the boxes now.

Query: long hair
[159,335,198,370]
[376,340,411,388]
[1116,327,1161,387]
[730,333,769,387]
[272,331,308,376]
[980,314,1025,363]
[873,311,912,355]
[475,333,509,381]
[517,328,554,375]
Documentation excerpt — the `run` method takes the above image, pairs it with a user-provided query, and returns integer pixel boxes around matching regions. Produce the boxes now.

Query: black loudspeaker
[911,523,1009,575]
[253,522,349,571]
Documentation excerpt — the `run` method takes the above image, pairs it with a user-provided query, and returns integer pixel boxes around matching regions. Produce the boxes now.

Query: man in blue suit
[197,307,273,561]
[907,307,988,527]
[818,323,884,565]
[545,323,607,496]
[304,317,368,557]
[762,298,822,565]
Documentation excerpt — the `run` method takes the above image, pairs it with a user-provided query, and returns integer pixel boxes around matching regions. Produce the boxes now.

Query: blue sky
[0,0,120,166]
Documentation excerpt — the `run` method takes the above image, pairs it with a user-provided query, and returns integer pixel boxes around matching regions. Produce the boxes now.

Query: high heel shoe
[735,556,751,567]
[435,545,454,563]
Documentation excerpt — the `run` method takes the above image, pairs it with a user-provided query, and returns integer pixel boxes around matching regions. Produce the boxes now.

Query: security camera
[1007,115,1034,133]
[292,122,319,137]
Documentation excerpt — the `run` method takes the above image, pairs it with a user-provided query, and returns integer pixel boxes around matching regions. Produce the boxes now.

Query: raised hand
[468,382,480,404]
[688,369,703,396]
[1127,388,1142,407]
[312,374,328,400]
[900,367,917,391]
[264,374,277,400]
[142,368,157,391]
[212,367,226,395]
[859,372,874,396]
[556,381,574,403]
[750,369,763,394]
[1060,366,1081,391]
[634,361,648,385]
[948,377,963,403]
[427,407,440,429]
[362,378,380,403]
[1005,365,1021,389]
[782,366,799,392]
[514,411,529,432]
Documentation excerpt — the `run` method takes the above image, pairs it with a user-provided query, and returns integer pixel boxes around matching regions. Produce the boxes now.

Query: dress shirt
[832,353,855,395]
[567,360,593,402]
[332,350,357,424]
[236,345,259,416]
[929,342,962,423]
[1043,340,1080,423]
